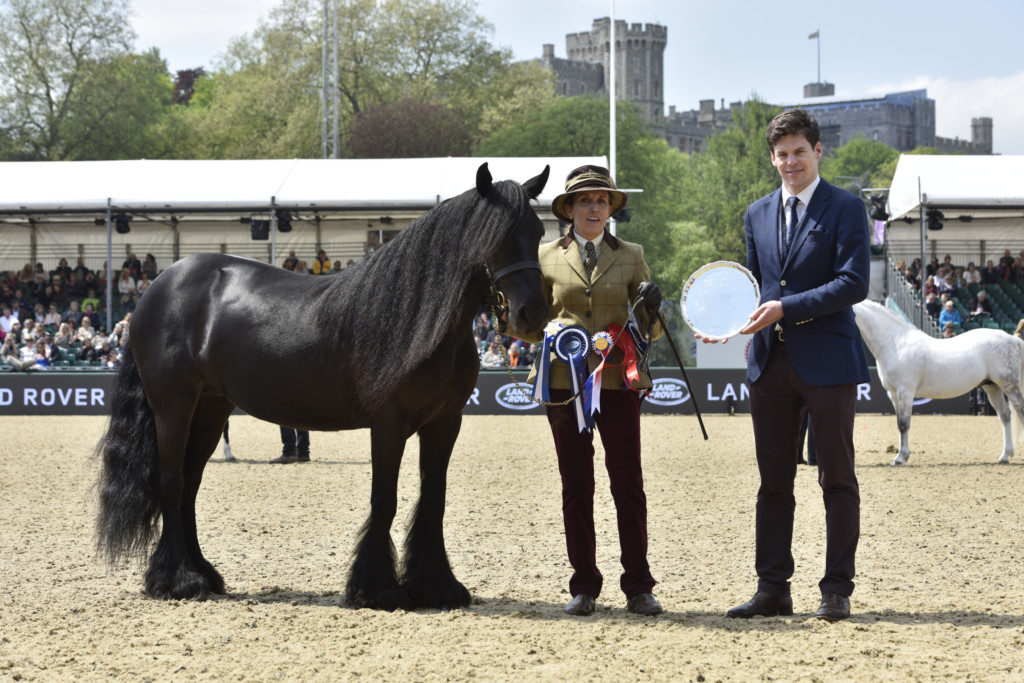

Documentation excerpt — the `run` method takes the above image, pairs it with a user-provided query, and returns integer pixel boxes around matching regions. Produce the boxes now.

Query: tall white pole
[608,0,617,236]
[321,0,328,159]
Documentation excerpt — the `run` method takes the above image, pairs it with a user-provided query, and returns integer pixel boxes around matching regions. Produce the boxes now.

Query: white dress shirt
[573,230,604,262]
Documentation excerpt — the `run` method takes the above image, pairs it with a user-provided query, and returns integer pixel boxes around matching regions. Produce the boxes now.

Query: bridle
[482,259,540,328]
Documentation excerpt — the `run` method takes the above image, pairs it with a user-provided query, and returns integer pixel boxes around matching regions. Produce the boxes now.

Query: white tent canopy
[887,154,1024,221]
[0,156,602,215]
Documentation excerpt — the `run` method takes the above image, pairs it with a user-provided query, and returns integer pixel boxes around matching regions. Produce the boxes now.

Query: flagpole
[817,30,821,83]
[608,0,617,236]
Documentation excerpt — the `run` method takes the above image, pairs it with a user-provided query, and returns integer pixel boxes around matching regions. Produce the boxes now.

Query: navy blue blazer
[745,178,870,386]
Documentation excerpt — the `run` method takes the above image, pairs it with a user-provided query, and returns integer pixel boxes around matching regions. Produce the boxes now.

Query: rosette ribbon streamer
[607,322,645,390]
[531,321,564,402]
[584,331,615,422]
[553,325,593,432]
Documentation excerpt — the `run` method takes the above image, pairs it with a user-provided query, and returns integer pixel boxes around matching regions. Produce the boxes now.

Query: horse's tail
[96,345,160,564]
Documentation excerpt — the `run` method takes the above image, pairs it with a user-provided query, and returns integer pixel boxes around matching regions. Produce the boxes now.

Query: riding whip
[656,309,708,440]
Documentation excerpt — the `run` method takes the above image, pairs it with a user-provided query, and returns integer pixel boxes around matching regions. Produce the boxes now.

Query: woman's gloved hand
[638,281,662,312]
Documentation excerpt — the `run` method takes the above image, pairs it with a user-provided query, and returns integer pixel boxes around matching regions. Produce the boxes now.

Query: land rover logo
[494,383,540,410]
[646,378,689,406]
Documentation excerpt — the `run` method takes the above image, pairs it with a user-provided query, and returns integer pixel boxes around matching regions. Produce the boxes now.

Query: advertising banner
[0,369,973,416]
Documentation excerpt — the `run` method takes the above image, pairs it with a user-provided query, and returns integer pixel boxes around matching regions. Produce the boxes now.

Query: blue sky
[132,0,1024,153]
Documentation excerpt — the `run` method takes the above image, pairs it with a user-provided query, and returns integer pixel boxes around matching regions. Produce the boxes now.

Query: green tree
[820,135,899,192]
[186,0,514,158]
[678,99,782,262]
[0,0,136,159]
[346,97,472,157]
[61,49,174,159]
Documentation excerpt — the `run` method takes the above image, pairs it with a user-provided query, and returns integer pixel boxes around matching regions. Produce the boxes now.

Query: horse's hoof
[403,575,471,610]
[998,457,1011,464]
[891,459,904,466]
[344,586,411,611]
[144,563,212,600]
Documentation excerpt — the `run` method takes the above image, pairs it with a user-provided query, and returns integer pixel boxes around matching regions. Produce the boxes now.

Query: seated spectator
[32,302,45,323]
[107,321,126,348]
[981,259,999,284]
[942,322,956,338]
[0,306,17,335]
[1000,249,1014,271]
[924,275,937,297]
[72,257,90,283]
[76,316,96,345]
[82,302,98,325]
[16,263,34,287]
[332,260,343,273]
[964,262,981,284]
[63,300,84,326]
[117,268,136,300]
[896,259,907,274]
[54,322,73,349]
[50,283,69,310]
[81,286,100,311]
[83,271,104,297]
[508,341,523,367]
[294,260,309,275]
[51,258,72,283]
[904,268,919,290]
[938,300,963,328]
[122,252,142,278]
[2,335,35,371]
[142,253,158,280]
[312,250,332,275]
[941,254,954,271]
[43,304,61,327]
[66,271,83,298]
[936,268,957,295]
[480,339,504,369]
[925,257,939,277]
[33,338,52,367]
[136,272,152,294]
[20,319,38,344]
[925,292,941,318]
[282,250,299,271]
[1013,257,1024,281]
[969,290,993,318]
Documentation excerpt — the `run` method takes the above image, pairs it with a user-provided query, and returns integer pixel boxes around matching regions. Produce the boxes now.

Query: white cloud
[843,72,1024,155]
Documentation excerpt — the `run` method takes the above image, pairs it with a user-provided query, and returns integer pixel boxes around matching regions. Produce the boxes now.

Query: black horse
[97,163,549,610]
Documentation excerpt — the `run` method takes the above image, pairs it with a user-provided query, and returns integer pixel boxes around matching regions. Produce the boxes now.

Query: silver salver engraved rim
[680,260,761,341]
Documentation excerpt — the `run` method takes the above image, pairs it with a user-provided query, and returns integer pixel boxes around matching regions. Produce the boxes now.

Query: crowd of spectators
[0,254,147,371]
[281,249,354,274]
[472,311,539,370]
[897,250,1024,337]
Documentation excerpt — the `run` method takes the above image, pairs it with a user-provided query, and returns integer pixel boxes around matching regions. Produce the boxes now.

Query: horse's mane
[315,180,530,411]
[858,299,914,328]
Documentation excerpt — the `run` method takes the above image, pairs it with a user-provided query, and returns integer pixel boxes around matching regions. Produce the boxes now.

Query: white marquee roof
[887,154,1024,221]
[0,156,605,216]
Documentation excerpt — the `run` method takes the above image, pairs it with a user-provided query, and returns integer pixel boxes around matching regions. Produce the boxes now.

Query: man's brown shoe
[814,593,850,621]
[269,453,299,464]
[564,594,595,616]
[726,591,794,618]
[627,593,663,616]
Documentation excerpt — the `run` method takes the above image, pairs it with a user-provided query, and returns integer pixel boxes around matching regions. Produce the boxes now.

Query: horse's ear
[522,165,550,199]
[476,163,492,197]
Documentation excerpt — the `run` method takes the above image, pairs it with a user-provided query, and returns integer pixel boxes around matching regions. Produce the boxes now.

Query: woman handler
[520,165,664,616]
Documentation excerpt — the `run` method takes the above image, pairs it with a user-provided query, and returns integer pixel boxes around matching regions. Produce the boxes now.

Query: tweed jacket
[518,228,664,390]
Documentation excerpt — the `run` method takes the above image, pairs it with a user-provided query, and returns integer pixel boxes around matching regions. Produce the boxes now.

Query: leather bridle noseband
[488,260,540,283]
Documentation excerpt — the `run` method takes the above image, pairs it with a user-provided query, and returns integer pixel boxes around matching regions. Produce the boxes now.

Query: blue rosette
[532,321,564,402]
[553,325,593,432]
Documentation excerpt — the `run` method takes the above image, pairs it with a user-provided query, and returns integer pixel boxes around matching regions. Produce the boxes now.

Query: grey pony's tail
[96,345,160,564]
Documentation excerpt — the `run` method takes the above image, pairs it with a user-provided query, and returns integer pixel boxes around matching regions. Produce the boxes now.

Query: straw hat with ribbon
[550,165,628,223]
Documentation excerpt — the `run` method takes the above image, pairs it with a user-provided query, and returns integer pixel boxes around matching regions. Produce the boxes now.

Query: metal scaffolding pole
[321,0,340,159]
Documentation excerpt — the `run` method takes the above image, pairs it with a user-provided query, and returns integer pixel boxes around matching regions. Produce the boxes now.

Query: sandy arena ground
[2,413,1024,680]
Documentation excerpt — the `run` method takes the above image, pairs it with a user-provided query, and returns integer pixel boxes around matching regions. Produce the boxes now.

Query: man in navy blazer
[726,109,870,621]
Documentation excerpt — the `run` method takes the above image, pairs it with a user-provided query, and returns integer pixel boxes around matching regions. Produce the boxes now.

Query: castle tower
[565,18,667,122]
[972,117,993,154]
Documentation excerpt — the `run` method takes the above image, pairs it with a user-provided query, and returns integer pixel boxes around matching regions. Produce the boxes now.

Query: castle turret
[972,117,993,154]
[565,18,666,122]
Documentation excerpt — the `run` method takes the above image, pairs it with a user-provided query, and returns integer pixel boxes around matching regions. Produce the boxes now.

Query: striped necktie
[783,196,799,259]
[584,241,597,280]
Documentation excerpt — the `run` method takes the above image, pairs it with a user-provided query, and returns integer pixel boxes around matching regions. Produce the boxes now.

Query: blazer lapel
[561,238,590,285]
[762,189,784,273]
[589,240,620,284]
[782,180,830,273]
